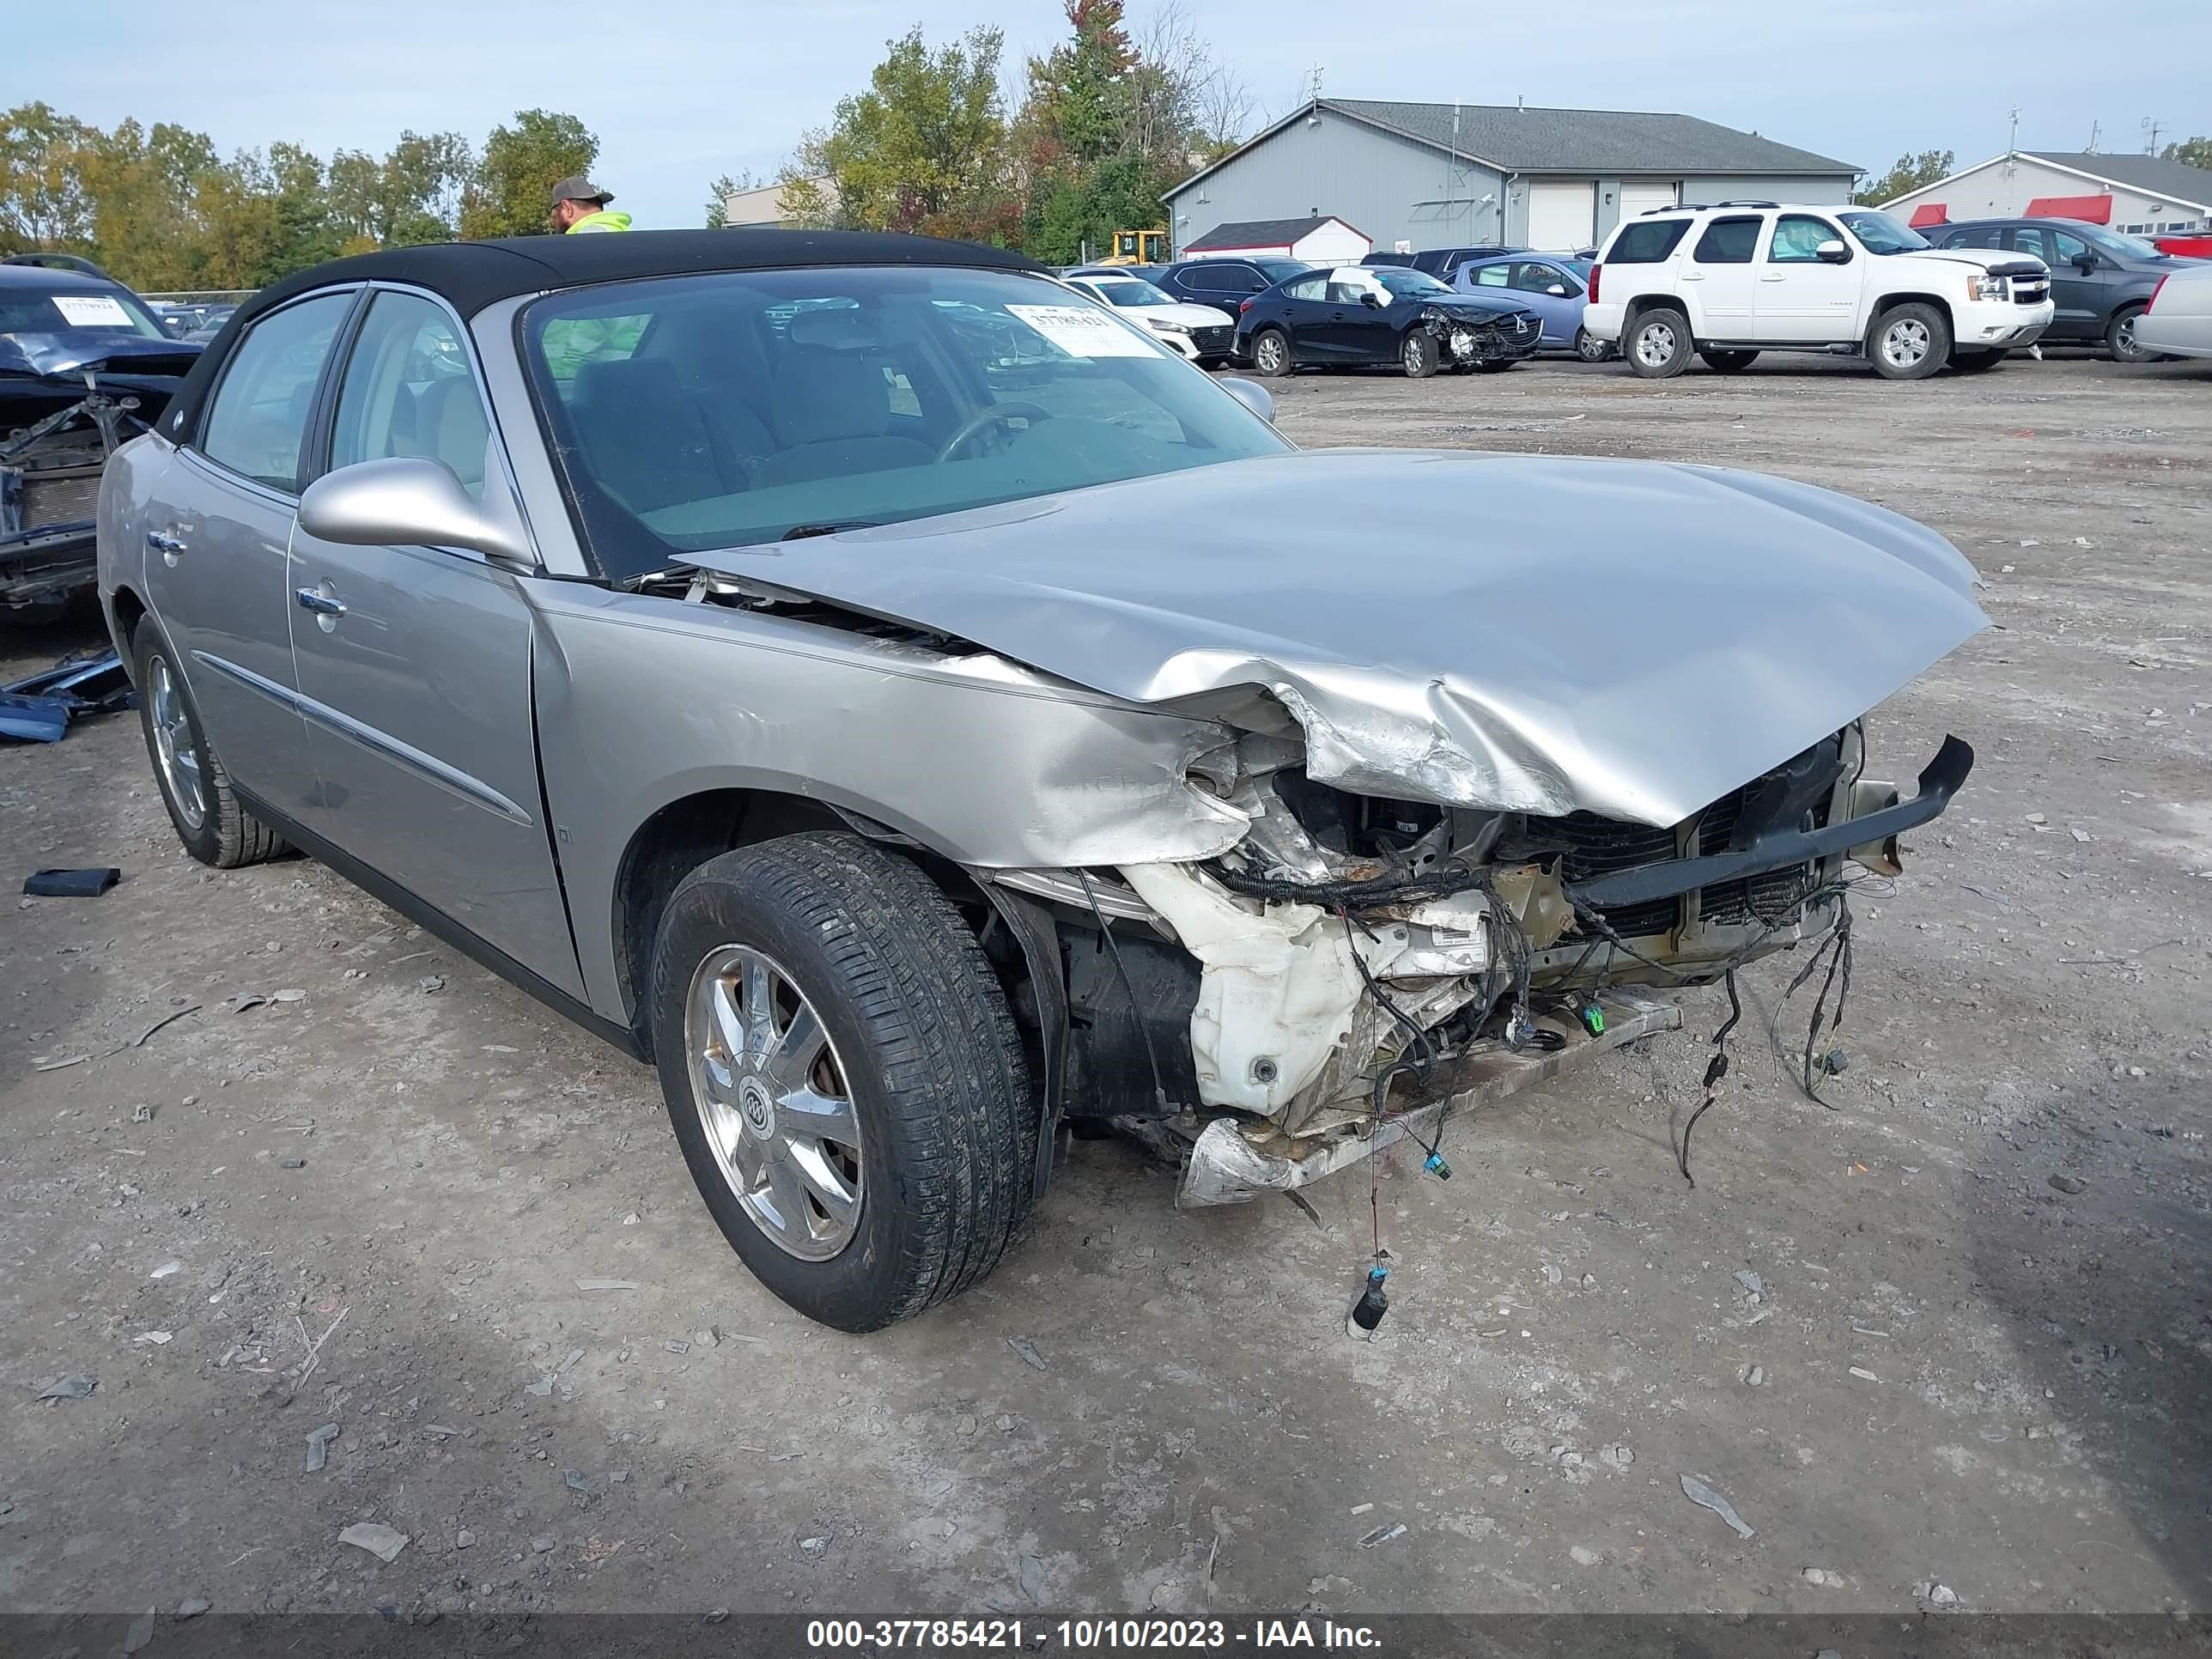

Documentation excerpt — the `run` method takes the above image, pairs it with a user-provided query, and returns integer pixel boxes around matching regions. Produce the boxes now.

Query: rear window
[1691,216,1762,264]
[0,283,168,337]
[1607,218,1692,263]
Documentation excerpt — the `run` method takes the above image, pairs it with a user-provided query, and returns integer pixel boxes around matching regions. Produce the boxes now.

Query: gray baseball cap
[549,176,614,210]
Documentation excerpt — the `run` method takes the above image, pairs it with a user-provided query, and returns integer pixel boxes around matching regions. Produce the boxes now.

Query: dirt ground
[3,351,2209,1627]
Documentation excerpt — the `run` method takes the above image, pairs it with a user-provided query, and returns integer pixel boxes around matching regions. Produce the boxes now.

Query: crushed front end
[995,713,1968,1206]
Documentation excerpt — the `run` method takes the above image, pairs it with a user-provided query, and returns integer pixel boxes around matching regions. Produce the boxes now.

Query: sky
[16,0,2211,231]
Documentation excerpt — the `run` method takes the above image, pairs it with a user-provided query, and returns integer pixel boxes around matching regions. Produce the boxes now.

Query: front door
[2013,226,2103,340]
[1754,213,1863,343]
[1679,215,1765,339]
[286,287,584,997]
[145,289,357,824]
[1315,270,1389,362]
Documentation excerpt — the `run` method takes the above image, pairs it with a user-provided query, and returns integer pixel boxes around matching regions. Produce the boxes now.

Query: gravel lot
[3,353,2209,1626]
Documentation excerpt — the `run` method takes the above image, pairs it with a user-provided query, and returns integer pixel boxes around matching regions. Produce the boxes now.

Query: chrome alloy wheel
[147,653,206,830]
[1632,318,1678,368]
[684,945,864,1261]
[1254,332,1286,374]
[1881,316,1932,370]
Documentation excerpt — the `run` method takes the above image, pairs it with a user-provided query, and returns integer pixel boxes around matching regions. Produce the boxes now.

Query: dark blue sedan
[1232,264,1541,378]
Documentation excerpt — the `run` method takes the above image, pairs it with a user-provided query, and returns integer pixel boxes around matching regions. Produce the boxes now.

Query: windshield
[2082,227,2166,261]
[1838,210,1930,255]
[521,265,1289,580]
[1372,268,1455,298]
[0,282,169,338]
[1085,278,1173,307]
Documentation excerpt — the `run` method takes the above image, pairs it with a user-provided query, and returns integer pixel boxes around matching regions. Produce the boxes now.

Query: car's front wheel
[132,618,289,868]
[1626,307,1692,378]
[1401,329,1440,378]
[1870,302,1949,380]
[2106,304,2154,363]
[651,833,1033,1332]
[1248,328,1291,377]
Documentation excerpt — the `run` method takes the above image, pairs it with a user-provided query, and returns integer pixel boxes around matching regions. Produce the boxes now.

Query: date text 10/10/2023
[804,1620,1386,1650]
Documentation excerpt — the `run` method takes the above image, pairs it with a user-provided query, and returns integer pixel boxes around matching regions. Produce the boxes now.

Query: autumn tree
[1857,149,1955,205]
[461,109,598,240]
[793,26,1015,241]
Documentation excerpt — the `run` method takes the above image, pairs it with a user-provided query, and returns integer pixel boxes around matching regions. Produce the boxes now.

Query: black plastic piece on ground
[23,866,120,897]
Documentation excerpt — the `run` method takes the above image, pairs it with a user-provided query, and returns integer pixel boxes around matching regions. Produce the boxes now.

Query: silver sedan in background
[2134,264,2212,359]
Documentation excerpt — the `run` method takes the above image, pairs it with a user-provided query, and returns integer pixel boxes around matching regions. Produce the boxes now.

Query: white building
[1178,215,1372,264]
[1881,151,2212,236]
[719,176,836,229]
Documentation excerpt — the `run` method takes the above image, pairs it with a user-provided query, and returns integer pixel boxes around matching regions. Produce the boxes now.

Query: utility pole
[2142,117,2165,155]
[2085,118,2100,153]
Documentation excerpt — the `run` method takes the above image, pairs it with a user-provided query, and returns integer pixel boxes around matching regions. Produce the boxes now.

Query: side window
[1949,227,2005,250]
[1769,215,1843,263]
[2011,228,2052,264]
[330,291,493,501]
[1283,275,1328,301]
[1516,262,1580,295]
[1473,264,1511,288]
[198,292,352,492]
[1178,264,1230,294]
[1607,219,1692,263]
[1691,216,1762,264]
[2051,229,2091,264]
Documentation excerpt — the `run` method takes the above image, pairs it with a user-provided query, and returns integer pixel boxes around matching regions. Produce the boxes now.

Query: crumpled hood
[0,330,203,382]
[693,450,1988,826]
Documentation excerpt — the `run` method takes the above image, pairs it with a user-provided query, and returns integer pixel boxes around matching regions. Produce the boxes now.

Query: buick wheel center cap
[737,1077,776,1138]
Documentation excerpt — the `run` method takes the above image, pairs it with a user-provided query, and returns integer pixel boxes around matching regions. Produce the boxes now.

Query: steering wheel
[937,401,1053,464]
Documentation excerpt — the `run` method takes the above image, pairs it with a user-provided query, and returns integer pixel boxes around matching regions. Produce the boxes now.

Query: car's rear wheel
[1626,307,1692,378]
[1573,326,1613,362]
[1698,348,1759,372]
[650,833,1033,1333]
[1948,347,2007,373]
[132,619,288,868]
[1249,328,1291,377]
[1870,302,1949,380]
[2106,304,2154,363]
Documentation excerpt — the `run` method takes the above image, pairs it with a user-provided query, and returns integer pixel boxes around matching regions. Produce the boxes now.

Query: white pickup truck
[1582,204,2055,379]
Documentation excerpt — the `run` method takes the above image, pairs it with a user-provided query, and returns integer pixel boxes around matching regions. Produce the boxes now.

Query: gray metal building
[1164,99,1858,258]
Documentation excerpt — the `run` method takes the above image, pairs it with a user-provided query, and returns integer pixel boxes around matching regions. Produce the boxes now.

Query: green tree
[461,109,598,239]
[1857,149,1955,205]
[799,26,1012,239]
[2162,137,2212,173]
[0,102,98,251]
[704,170,757,228]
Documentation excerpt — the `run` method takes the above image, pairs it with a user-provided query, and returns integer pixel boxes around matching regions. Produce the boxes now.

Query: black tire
[650,833,1034,1333]
[1625,307,1692,378]
[1248,328,1291,377]
[1869,301,1949,380]
[131,618,288,869]
[2106,304,2154,363]
[1474,358,1518,374]
[1948,347,2007,373]
[1573,326,1613,363]
[1698,348,1759,373]
[1400,329,1440,379]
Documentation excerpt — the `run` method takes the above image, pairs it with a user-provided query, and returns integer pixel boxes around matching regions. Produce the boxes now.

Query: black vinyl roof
[166,228,1048,442]
[240,228,1045,323]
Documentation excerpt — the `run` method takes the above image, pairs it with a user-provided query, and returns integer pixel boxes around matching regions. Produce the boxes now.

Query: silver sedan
[98,230,1980,1329]
[2134,263,2212,359]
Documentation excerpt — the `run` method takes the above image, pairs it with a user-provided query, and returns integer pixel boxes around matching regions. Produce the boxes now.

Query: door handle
[295,586,347,619]
[1681,271,1705,282]
[1759,274,1788,283]
[147,530,186,554]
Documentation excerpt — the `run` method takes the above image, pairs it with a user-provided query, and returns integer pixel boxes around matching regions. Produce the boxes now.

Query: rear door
[1171,262,1255,319]
[1267,273,1333,361]
[1680,215,1764,338]
[284,285,583,996]
[2013,227,2102,339]
[1754,212,1863,343]
[143,288,357,824]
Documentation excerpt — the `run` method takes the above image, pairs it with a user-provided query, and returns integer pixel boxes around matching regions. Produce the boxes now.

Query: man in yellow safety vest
[549,178,632,234]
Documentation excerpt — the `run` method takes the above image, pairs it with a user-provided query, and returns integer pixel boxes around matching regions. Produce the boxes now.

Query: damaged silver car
[97,230,1983,1330]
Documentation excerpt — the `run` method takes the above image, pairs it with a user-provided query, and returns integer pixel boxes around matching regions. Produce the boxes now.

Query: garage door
[1528,182,1595,251]
[1618,183,1680,219]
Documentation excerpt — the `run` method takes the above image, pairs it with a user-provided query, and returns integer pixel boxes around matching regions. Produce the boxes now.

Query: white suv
[1582,204,2055,380]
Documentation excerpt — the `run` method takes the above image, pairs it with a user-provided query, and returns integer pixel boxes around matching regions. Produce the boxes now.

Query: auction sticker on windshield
[51,295,135,328]
[1006,304,1158,357]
